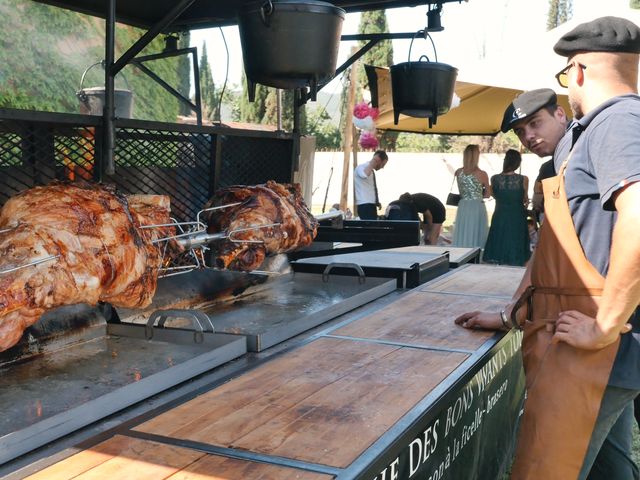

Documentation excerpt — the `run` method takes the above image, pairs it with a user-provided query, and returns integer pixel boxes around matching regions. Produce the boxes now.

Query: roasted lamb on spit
[0,181,175,352]
[202,181,318,271]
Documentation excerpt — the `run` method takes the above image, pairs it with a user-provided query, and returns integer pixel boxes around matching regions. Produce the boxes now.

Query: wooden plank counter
[24,435,331,480]
[19,264,527,480]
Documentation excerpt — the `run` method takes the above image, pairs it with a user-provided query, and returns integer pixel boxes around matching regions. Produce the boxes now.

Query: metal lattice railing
[0,110,295,223]
[112,127,213,222]
[218,135,295,188]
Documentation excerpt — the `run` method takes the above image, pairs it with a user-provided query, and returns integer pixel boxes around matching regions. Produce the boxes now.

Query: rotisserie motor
[0,181,175,352]
[203,181,318,271]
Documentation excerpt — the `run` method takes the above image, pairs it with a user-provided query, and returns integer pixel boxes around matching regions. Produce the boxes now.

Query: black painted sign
[369,331,525,480]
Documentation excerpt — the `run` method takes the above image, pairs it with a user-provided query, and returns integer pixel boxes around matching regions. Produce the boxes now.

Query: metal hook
[195,202,243,227]
[227,222,284,244]
[260,0,274,26]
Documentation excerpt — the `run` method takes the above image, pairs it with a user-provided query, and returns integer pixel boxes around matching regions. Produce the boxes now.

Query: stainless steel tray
[0,311,245,465]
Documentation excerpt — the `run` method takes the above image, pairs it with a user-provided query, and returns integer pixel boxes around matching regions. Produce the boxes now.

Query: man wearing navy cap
[455,16,640,479]
[500,88,569,223]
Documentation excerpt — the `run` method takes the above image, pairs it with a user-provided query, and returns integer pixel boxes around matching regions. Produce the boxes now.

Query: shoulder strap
[449,174,457,192]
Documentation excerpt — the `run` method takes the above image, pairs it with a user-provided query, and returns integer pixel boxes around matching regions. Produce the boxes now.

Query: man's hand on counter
[454,311,505,331]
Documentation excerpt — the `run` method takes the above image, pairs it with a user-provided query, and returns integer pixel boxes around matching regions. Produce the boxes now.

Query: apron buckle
[511,285,535,329]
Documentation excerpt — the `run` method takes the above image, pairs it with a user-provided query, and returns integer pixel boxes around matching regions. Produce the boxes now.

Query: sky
[189,0,634,101]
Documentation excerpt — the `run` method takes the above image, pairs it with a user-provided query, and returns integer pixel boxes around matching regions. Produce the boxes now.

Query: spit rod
[0,255,61,276]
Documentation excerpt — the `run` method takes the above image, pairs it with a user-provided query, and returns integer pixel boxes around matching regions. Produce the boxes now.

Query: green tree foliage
[238,73,307,131]
[0,0,181,122]
[306,109,341,150]
[199,42,216,121]
[357,10,393,91]
[547,0,573,30]
[177,32,192,117]
[395,133,446,152]
[632,0,640,8]
[238,75,270,124]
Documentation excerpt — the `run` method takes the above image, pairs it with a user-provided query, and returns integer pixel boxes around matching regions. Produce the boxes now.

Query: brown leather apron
[510,159,620,479]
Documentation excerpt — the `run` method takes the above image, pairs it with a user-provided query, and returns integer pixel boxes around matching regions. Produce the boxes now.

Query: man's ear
[575,63,586,87]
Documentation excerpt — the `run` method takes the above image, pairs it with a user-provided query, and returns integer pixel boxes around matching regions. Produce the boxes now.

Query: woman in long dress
[452,144,490,248]
[483,149,531,266]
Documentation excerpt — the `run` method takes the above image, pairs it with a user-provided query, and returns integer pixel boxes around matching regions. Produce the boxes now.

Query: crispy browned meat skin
[203,181,318,271]
[0,182,174,352]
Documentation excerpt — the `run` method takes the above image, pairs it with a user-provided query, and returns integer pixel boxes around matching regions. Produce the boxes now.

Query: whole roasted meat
[0,181,175,352]
[203,181,318,271]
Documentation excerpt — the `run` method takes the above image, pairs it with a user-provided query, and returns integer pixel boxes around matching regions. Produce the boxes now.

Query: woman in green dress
[483,149,531,266]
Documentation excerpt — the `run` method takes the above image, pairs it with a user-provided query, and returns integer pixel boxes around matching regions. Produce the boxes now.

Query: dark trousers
[581,386,640,480]
[357,203,378,220]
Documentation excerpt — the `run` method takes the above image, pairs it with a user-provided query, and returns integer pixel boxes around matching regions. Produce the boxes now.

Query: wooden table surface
[25,264,524,480]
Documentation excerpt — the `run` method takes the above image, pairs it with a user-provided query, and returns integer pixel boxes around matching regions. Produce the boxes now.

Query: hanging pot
[238,0,345,101]
[76,61,134,118]
[390,32,458,128]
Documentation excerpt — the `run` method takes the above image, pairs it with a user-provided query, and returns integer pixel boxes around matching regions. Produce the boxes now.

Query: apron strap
[534,286,603,296]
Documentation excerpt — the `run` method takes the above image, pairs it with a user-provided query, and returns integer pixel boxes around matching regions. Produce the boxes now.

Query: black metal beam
[102,0,116,176]
[130,58,201,125]
[112,0,196,75]
[301,31,428,105]
[131,46,202,125]
[340,32,426,41]
[101,0,196,175]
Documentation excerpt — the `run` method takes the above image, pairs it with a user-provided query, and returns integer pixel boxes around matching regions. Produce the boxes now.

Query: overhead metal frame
[32,1,465,31]
[130,46,203,126]
[102,0,196,175]
[41,0,460,175]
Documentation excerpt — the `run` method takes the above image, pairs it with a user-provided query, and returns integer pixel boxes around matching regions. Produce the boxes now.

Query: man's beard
[569,97,584,120]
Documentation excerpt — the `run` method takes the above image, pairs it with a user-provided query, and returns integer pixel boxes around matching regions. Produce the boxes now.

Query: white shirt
[354,161,377,205]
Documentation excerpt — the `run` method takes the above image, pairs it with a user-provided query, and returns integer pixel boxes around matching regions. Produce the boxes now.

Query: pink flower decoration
[369,107,379,120]
[359,131,379,150]
[353,102,371,119]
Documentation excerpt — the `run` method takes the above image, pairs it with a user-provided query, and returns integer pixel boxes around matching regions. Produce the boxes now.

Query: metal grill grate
[218,135,294,188]
[0,119,97,205]
[0,110,295,223]
[111,127,213,222]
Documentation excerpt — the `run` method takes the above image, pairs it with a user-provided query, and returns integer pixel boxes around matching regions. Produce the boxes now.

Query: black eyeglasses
[555,62,586,88]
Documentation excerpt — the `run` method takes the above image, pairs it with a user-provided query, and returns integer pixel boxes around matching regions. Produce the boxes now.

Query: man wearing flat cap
[500,88,569,223]
[454,16,640,480]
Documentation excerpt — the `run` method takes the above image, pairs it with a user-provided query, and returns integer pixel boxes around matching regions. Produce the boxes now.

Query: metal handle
[322,262,366,284]
[260,0,274,27]
[314,211,344,222]
[407,30,438,64]
[145,309,214,344]
[77,59,132,98]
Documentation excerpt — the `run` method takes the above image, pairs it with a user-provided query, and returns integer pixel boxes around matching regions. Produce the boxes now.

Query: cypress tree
[199,42,216,121]
[356,9,397,150]
[357,9,393,90]
[238,74,269,124]
[547,0,572,31]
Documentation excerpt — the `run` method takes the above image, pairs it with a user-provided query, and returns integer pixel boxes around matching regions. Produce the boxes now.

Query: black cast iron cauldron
[238,0,345,101]
[390,59,458,128]
[390,31,458,128]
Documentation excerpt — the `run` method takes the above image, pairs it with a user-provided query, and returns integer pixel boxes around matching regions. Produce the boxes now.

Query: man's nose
[524,127,537,143]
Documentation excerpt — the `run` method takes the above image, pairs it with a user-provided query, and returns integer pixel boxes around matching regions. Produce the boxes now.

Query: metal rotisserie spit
[0,181,395,466]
